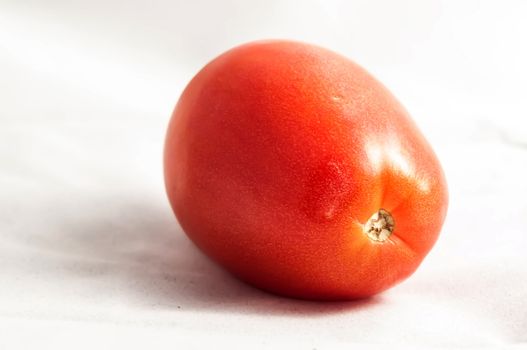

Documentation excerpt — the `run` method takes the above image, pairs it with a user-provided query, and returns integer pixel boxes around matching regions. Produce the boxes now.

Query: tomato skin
[164,40,448,300]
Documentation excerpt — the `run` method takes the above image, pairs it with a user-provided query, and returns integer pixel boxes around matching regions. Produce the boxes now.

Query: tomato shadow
[40,194,382,317]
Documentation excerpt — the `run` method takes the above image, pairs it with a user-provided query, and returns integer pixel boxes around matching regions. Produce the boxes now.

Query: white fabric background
[1,0,526,348]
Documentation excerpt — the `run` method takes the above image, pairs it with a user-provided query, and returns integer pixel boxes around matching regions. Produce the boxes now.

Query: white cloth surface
[1,1,526,348]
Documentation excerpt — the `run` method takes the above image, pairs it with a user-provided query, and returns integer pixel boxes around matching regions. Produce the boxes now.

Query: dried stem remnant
[364,209,395,242]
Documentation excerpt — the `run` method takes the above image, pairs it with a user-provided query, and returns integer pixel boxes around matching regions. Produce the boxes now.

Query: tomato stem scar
[364,209,395,242]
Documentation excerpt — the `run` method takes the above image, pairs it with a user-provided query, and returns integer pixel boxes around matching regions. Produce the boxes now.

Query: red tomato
[164,40,448,300]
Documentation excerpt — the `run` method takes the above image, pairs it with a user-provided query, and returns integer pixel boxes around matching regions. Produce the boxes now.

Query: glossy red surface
[164,40,448,300]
